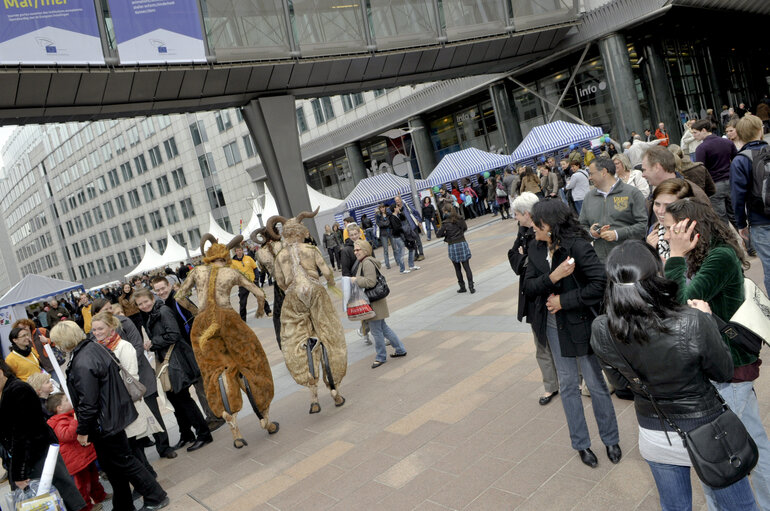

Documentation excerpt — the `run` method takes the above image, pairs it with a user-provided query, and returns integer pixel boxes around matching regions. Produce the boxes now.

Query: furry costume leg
[218,373,247,448]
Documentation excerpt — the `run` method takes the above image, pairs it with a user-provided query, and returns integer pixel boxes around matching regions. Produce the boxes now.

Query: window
[188,228,201,248]
[179,198,195,218]
[93,121,105,136]
[310,99,325,125]
[122,221,135,239]
[156,176,171,196]
[86,181,96,200]
[215,110,232,132]
[141,182,155,202]
[129,247,141,265]
[171,167,187,189]
[189,121,207,145]
[79,158,89,176]
[83,124,94,142]
[134,155,148,175]
[157,115,172,129]
[172,232,186,246]
[71,243,81,258]
[198,153,216,178]
[149,210,163,229]
[223,141,242,166]
[96,259,106,274]
[76,189,86,205]
[65,221,75,236]
[87,262,95,277]
[216,216,233,232]
[163,137,179,159]
[107,168,120,188]
[135,216,148,235]
[207,185,226,209]
[68,194,77,210]
[373,89,386,97]
[101,142,112,162]
[96,176,107,193]
[117,251,129,267]
[99,231,110,248]
[80,239,90,255]
[114,134,126,154]
[296,107,308,133]
[78,265,86,280]
[127,126,140,146]
[128,189,141,208]
[83,211,93,228]
[156,238,167,253]
[120,162,133,181]
[104,200,115,219]
[164,204,179,224]
[341,93,365,112]
[89,235,99,252]
[242,135,256,158]
[115,195,128,214]
[73,216,83,233]
[92,206,104,223]
[140,118,155,138]
[148,146,163,167]
[106,255,117,271]
[110,226,122,243]
[59,199,69,214]
[89,150,100,169]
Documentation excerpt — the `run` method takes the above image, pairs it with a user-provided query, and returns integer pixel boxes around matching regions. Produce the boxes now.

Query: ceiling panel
[74,74,108,106]
[224,67,251,94]
[287,62,314,88]
[16,74,51,107]
[201,68,230,97]
[178,70,206,99]
[154,71,185,100]
[46,74,80,106]
[0,75,19,107]
[129,71,160,102]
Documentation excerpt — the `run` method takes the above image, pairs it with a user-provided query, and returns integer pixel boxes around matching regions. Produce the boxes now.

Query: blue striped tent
[512,121,603,163]
[334,173,429,228]
[426,148,514,186]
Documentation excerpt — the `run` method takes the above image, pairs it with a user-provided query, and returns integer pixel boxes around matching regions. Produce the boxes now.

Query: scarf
[97,331,121,351]
[10,342,32,357]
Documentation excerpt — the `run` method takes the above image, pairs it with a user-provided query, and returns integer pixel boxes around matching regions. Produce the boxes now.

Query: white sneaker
[400,269,410,274]
[409,266,421,271]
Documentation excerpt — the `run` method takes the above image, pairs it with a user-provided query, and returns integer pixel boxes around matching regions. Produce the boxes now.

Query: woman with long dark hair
[522,199,619,468]
[592,240,758,510]
[437,205,474,293]
[663,198,770,509]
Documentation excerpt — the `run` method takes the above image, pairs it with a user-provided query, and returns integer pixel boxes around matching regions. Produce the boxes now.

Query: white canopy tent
[124,240,165,278]
[242,186,344,237]
[159,231,189,267]
[207,213,238,244]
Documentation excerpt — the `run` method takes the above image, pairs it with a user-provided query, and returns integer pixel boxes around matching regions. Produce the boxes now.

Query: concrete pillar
[344,141,367,182]
[488,80,523,153]
[598,33,645,140]
[241,97,318,242]
[643,42,681,141]
[407,116,437,177]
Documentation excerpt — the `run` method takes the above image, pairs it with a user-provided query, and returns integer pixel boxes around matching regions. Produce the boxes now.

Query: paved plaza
[125,217,768,511]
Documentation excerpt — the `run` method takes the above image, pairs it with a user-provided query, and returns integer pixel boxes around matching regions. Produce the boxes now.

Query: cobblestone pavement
[101,215,768,511]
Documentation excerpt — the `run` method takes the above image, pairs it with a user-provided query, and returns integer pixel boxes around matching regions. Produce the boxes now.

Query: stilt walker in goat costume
[250,227,285,350]
[176,234,279,448]
[266,208,348,413]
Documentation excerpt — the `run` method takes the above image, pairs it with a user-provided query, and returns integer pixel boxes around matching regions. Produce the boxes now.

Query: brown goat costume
[251,227,285,348]
[267,208,348,414]
[176,234,278,448]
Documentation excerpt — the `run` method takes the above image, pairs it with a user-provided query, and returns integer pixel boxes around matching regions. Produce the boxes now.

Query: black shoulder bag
[613,346,757,489]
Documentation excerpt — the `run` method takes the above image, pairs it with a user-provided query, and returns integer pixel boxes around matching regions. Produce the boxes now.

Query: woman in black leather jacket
[522,199,619,469]
[591,241,757,510]
[436,205,473,293]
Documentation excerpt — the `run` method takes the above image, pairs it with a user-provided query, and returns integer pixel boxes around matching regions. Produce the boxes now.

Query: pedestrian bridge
[0,0,578,123]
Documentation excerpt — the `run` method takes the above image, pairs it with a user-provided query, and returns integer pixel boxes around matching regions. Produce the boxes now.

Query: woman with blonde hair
[27,371,56,418]
[612,153,650,198]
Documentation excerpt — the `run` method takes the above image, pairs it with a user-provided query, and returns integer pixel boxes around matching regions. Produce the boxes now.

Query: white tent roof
[0,274,85,308]
[207,213,238,244]
[125,240,165,278]
[159,231,189,266]
[242,186,342,237]
[307,186,344,211]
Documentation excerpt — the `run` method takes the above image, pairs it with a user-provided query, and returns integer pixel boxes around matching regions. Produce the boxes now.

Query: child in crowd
[47,393,111,511]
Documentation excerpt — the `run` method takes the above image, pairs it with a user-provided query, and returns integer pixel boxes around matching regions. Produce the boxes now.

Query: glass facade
[427,97,502,163]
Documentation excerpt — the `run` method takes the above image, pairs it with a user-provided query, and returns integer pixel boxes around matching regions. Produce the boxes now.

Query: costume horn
[295,207,320,224]
[226,235,244,251]
[199,233,217,256]
[250,227,266,244]
[266,215,288,240]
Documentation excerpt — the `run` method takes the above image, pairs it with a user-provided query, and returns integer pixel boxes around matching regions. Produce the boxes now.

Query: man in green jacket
[579,157,648,261]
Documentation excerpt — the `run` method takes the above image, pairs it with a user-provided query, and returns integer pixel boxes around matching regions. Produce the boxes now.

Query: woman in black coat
[50,321,168,511]
[0,359,87,511]
[133,290,213,453]
[509,192,558,406]
[522,199,620,469]
[436,206,473,293]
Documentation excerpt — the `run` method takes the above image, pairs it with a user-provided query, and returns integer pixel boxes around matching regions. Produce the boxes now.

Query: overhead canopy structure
[308,186,344,212]
[207,213,238,245]
[426,148,515,186]
[125,240,165,278]
[512,121,603,163]
[159,231,189,267]
[342,173,430,210]
[0,274,85,309]
[243,186,344,237]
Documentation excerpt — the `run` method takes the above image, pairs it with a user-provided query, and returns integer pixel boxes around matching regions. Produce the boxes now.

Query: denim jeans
[368,319,406,362]
[703,381,770,511]
[750,224,770,293]
[380,231,392,268]
[532,327,559,394]
[574,200,583,215]
[647,461,758,511]
[709,179,735,226]
[546,324,619,450]
[424,219,437,240]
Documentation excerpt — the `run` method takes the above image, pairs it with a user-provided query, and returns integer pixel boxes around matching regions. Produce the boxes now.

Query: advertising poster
[0,0,104,64]
[108,0,206,64]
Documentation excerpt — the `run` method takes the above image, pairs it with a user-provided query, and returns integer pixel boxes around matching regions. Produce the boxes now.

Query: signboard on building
[0,0,104,64]
[108,0,206,64]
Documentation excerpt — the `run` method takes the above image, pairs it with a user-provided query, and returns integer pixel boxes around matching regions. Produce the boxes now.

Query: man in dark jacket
[375,204,393,269]
[393,195,425,261]
[692,119,738,225]
[46,299,69,328]
[64,331,169,510]
[134,289,213,453]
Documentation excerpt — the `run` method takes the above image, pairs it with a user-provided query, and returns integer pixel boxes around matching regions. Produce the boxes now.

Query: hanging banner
[108,0,206,64]
[0,0,104,64]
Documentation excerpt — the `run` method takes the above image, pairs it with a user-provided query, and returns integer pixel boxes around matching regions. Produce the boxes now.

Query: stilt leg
[321,344,345,407]
[219,373,247,448]
[239,374,279,434]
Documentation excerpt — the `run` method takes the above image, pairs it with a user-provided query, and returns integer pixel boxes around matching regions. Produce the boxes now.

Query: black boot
[457,282,467,293]
[469,283,476,294]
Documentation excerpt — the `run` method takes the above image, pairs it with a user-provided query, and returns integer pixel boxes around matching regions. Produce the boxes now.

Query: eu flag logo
[45,46,57,53]
[158,46,167,53]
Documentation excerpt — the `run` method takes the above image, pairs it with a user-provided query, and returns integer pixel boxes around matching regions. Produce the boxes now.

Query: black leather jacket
[591,309,733,427]
[143,300,201,393]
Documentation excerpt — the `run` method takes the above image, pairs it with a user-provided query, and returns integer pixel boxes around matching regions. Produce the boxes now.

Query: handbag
[495,187,506,197]
[346,283,376,321]
[95,343,146,402]
[713,278,770,357]
[364,263,390,302]
[613,347,758,489]
[156,344,175,393]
